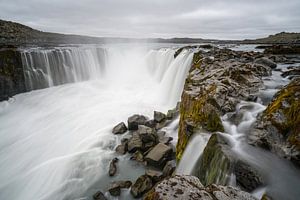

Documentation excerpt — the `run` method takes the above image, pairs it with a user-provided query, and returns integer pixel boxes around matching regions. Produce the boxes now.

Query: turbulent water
[0,44,193,200]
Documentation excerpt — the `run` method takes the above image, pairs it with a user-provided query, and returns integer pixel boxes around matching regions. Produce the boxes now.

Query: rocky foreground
[90,45,300,200]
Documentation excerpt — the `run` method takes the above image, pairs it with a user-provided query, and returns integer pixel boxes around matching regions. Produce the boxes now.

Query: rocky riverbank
[91,45,300,200]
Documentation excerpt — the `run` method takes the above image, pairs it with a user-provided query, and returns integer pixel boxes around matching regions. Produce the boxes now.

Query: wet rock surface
[131,174,153,198]
[108,158,119,176]
[112,122,128,134]
[249,78,300,166]
[144,175,258,200]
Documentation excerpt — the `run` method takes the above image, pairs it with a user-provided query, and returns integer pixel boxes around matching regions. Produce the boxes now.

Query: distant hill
[242,32,300,44]
[0,19,209,46]
[1,19,299,46]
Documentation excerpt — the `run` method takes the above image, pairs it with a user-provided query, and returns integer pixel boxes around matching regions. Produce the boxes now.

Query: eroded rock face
[249,78,300,166]
[0,48,26,101]
[144,175,258,200]
[176,48,271,161]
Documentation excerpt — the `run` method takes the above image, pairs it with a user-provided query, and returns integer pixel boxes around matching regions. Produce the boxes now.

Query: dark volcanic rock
[112,122,128,134]
[145,143,172,168]
[131,175,153,198]
[153,111,166,123]
[108,158,119,176]
[0,49,26,101]
[234,160,263,192]
[128,114,148,130]
[144,175,258,200]
[93,191,107,200]
[128,132,143,153]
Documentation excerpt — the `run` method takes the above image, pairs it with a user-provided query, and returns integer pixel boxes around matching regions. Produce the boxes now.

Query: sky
[0,0,300,40]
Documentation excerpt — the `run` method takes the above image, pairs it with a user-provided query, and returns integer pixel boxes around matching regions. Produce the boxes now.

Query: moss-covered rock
[176,48,271,161]
[249,78,300,166]
[0,48,26,101]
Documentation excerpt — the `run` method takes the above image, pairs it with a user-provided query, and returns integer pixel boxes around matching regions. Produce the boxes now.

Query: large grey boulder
[130,175,153,198]
[112,122,127,134]
[128,114,148,130]
[145,143,172,168]
[144,175,258,200]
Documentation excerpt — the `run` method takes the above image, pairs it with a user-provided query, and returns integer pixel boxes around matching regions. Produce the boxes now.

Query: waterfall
[21,47,108,91]
[0,44,194,200]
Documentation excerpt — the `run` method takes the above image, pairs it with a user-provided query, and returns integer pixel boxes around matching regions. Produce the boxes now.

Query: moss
[196,134,233,186]
[262,79,300,148]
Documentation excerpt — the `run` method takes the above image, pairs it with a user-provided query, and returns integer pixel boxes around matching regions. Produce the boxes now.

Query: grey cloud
[0,0,299,39]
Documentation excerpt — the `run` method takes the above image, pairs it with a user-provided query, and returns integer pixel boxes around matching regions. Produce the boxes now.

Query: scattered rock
[130,150,144,162]
[162,160,176,177]
[144,175,258,200]
[108,180,132,196]
[145,119,156,129]
[145,143,173,168]
[93,191,107,200]
[128,114,148,130]
[108,158,119,176]
[128,132,143,153]
[145,169,163,183]
[130,175,153,198]
[154,111,166,123]
[137,125,158,144]
[115,138,128,155]
[112,122,127,134]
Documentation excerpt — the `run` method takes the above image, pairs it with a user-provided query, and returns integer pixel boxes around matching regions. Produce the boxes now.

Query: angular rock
[137,125,158,144]
[234,160,263,192]
[145,169,163,183]
[145,119,157,129]
[144,175,257,200]
[115,138,128,155]
[145,143,172,168]
[128,114,148,130]
[162,160,176,177]
[108,158,118,176]
[108,181,132,196]
[130,175,153,198]
[130,150,144,162]
[112,122,127,134]
[93,191,107,200]
[128,132,143,153]
[254,57,277,69]
[154,111,166,123]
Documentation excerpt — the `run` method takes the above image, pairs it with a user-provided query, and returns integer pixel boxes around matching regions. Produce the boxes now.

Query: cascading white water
[0,44,194,200]
[21,46,107,90]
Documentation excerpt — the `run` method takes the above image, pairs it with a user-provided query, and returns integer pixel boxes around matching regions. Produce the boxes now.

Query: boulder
[128,132,143,153]
[108,158,118,176]
[115,138,128,155]
[145,120,156,129]
[144,175,258,200]
[130,175,153,198]
[108,181,132,196]
[254,57,277,69]
[130,150,144,162]
[93,191,107,200]
[128,114,148,130]
[112,122,127,134]
[145,169,163,183]
[234,160,263,192]
[137,125,158,144]
[154,111,166,123]
[162,160,176,177]
[145,143,173,168]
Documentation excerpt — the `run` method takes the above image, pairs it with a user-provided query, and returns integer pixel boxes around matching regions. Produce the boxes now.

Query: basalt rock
[131,174,153,198]
[112,122,127,134]
[108,158,119,176]
[177,48,271,161]
[144,175,258,200]
[249,78,300,166]
[93,191,107,200]
[145,143,173,168]
[0,48,26,101]
[128,114,148,130]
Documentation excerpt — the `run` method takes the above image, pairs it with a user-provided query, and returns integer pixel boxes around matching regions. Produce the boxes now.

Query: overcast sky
[0,0,300,39]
